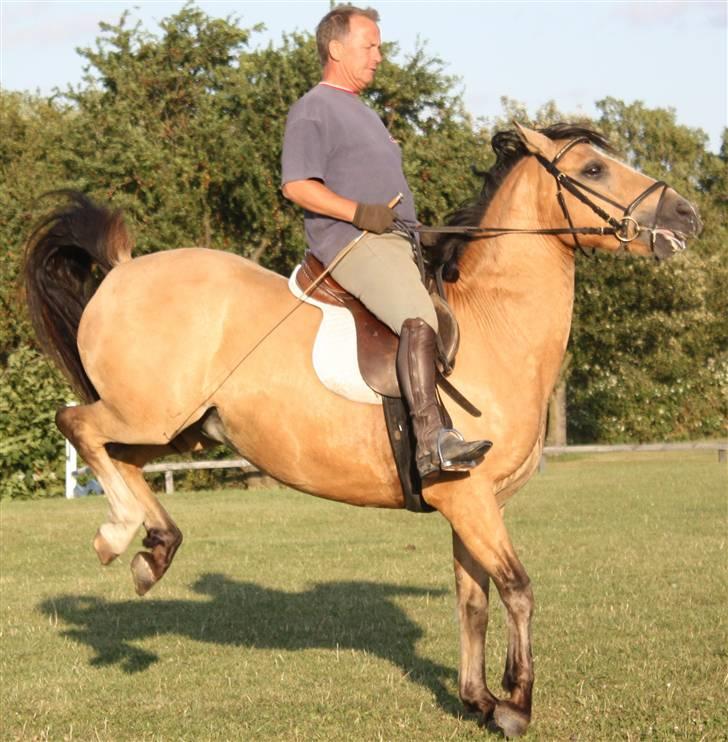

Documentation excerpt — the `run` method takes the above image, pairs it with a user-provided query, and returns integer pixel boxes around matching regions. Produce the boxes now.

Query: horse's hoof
[493,701,530,738]
[130,552,157,596]
[93,531,119,565]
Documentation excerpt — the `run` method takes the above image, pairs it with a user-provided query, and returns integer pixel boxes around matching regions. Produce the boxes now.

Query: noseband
[416,136,676,257]
[535,136,672,256]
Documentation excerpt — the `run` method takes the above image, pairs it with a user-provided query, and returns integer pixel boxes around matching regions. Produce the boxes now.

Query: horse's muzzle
[635,192,702,260]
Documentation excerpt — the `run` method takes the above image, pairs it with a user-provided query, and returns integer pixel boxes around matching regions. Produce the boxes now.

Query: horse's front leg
[452,530,498,719]
[433,482,534,738]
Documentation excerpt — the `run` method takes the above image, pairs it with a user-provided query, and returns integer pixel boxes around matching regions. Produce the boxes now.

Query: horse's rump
[78,248,312,431]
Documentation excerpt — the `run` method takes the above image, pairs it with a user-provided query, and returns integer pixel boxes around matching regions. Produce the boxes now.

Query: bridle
[416,136,677,257]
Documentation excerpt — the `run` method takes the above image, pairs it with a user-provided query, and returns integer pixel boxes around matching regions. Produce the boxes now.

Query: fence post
[164,470,175,495]
[64,437,77,499]
[64,401,78,499]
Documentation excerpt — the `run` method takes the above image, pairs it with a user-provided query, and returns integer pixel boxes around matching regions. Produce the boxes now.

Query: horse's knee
[502,579,534,617]
[494,552,532,605]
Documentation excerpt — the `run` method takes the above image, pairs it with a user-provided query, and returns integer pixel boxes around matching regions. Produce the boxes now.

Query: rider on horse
[281,4,492,478]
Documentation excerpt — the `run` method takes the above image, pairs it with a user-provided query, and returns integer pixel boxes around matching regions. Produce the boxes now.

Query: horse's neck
[448,178,576,392]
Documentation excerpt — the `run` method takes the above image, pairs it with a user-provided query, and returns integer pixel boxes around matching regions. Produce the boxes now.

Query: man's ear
[328,39,344,62]
[513,121,557,158]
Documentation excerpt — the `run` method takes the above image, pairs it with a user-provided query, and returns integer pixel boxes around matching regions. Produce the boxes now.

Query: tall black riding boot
[397,318,492,479]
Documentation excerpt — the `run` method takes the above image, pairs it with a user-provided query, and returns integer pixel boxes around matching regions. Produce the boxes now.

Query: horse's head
[514,123,702,260]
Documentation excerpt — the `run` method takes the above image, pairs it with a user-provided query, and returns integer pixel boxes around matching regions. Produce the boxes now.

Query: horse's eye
[581,160,605,179]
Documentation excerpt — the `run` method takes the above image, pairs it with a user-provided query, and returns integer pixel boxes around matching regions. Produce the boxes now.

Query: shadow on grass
[39,573,464,715]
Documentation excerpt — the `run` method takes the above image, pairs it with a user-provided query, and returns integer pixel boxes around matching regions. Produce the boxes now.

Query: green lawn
[1,452,726,740]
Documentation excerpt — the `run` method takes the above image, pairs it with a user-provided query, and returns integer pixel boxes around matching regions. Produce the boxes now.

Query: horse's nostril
[675,198,693,217]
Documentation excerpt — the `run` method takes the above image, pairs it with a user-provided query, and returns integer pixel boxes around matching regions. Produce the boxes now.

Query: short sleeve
[281,116,326,186]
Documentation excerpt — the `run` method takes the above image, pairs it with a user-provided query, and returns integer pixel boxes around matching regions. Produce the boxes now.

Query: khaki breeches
[330,232,438,335]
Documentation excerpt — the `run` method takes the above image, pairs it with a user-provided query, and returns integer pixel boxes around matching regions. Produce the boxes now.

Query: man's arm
[281,179,357,223]
[282,178,397,234]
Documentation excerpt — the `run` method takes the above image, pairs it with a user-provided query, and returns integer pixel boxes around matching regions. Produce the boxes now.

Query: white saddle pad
[288,266,381,405]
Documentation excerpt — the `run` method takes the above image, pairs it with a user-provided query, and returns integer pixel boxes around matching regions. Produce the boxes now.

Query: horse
[23,123,701,737]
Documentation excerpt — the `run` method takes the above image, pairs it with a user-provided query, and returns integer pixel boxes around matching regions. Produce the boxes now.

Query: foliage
[568,99,728,442]
[1,4,725,497]
[0,346,71,499]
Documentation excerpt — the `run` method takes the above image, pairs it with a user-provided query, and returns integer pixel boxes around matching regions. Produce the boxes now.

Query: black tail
[23,191,134,403]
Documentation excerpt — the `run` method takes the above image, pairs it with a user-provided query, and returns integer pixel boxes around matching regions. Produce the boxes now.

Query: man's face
[331,15,382,91]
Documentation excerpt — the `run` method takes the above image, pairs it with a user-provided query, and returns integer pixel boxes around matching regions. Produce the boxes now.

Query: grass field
[1,451,726,741]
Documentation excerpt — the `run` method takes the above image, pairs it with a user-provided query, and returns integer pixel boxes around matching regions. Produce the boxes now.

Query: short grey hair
[315,5,380,66]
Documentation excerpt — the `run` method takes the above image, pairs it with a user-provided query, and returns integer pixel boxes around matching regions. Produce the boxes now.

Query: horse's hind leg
[106,421,218,595]
[452,530,498,720]
[56,403,147,562]
[107,444,184,596]
[58,401,214,595]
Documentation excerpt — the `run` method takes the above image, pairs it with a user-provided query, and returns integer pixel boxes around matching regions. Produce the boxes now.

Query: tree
[1,5,492,497]
[0,92,77,498]
[567,100,727,441]
[3,6,726,497]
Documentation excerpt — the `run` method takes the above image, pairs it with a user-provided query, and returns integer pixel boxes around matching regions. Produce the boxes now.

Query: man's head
[316,5,382,92]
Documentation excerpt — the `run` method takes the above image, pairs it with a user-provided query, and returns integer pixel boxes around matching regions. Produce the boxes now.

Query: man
[281,4,491,478]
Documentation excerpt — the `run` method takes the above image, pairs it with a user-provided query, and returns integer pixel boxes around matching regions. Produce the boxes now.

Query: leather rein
[416,136,673,257]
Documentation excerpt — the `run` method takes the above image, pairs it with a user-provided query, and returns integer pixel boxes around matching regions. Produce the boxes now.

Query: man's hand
[352,203,397,234]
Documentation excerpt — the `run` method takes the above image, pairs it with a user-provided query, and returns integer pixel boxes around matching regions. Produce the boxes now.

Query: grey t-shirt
[281,83,417,265]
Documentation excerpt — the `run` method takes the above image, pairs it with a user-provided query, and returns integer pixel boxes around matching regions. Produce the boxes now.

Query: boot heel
[416,452,441,480]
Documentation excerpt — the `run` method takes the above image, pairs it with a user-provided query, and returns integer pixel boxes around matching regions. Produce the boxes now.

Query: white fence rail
[538,441,727,472]
[66,441,727,499]
[69,457,256,498]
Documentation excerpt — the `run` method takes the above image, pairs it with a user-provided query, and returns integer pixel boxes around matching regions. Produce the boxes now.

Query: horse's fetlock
[460,682,496,718]
[98,520,139,556]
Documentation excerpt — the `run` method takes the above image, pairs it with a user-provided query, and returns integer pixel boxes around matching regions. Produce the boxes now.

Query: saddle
[295,253,468,514]
[295,253,460,398]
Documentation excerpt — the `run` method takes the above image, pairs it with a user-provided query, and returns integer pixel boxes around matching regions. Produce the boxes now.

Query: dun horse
[24,124,700,736]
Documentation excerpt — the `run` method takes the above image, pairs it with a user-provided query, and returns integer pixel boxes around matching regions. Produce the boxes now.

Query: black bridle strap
[534,153,622,231]
[416,136,670,253]
[417,225,613,237]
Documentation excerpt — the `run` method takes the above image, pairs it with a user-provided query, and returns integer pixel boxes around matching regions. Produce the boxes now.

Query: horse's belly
[210,350,404,506]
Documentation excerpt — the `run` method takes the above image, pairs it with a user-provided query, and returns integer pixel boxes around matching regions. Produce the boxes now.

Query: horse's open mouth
[650,228,690,259]
[657,229,688,252]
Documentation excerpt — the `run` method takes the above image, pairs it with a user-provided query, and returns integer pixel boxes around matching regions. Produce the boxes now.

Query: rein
[166,135,677,440]
[417,137,673,257]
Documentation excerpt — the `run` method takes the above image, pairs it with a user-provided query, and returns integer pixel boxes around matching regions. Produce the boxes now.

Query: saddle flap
[296,254,400,397]
[294,253,460,398]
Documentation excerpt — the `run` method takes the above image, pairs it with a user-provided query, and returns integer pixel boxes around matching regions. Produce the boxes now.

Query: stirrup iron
[437,429,477,472]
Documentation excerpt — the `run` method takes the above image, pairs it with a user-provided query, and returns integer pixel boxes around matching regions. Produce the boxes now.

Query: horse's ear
[512,122,557,158]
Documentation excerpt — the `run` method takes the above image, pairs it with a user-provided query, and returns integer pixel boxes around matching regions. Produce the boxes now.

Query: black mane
[426,123,612,281]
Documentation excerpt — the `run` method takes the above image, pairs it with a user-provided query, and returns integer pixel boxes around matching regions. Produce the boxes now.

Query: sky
[1,0,726,151]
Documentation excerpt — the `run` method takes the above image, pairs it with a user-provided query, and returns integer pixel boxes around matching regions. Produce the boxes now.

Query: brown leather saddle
[295,253,459,397]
